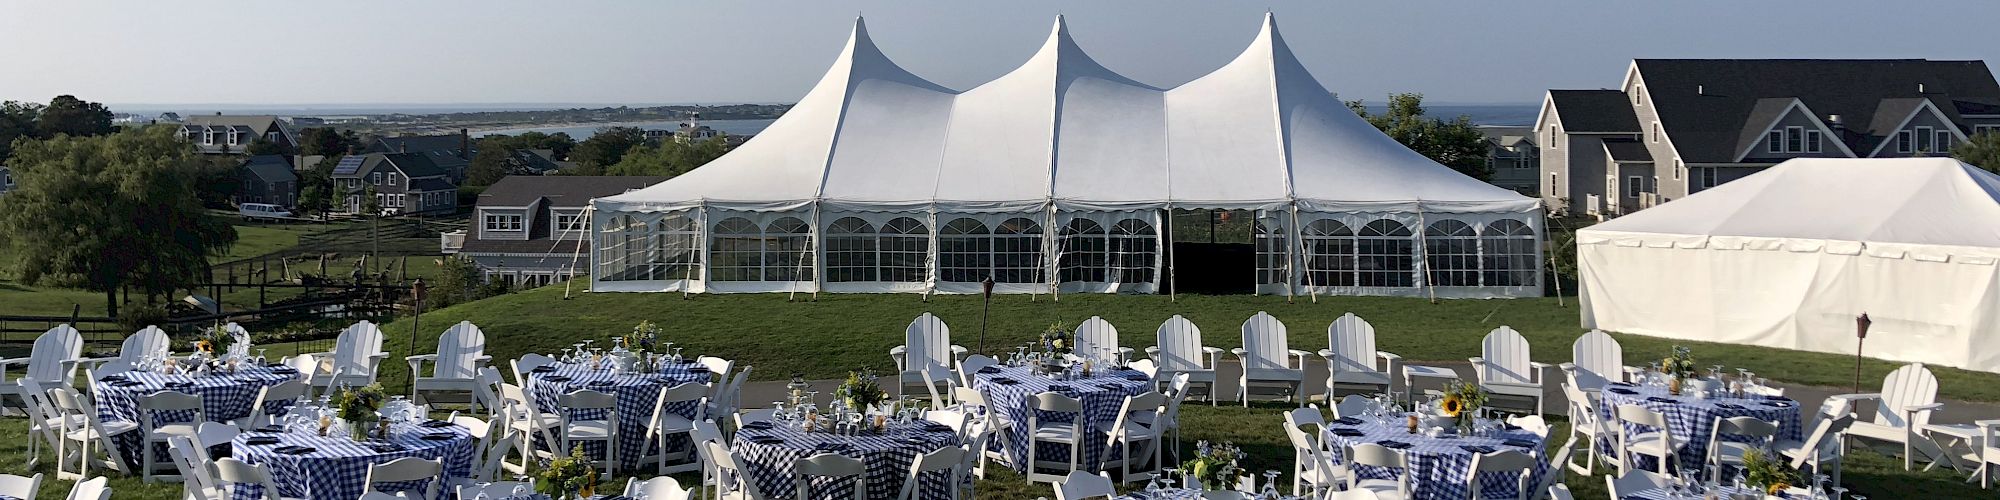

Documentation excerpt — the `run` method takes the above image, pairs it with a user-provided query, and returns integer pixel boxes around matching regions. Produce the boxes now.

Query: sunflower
[1766,483,1789,495]
[1440,394,1465,417]
[196,340,215,354]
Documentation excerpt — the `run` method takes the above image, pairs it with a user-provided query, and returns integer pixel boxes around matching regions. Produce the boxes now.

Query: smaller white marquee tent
[1578,157,2000,373]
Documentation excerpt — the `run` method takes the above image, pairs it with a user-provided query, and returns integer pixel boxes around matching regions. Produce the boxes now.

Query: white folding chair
[958,427,997,497]
[1232,312,1309,407]
[1344,443,1409,500]
[239,379,308,429]
[1155,373,1192,463]
[707,366,754,419]
[64,475,110,500]
[1466,450,1538,500]
[560,390,619,475]
[1027,392,1086,483]
[1282,406,1342,496]
[924,409,970,442]
[139,391,204,482]
[1331,395,1372,420]
[1100,392,1165,484]
[1147,315,1221,404]
[405,321,491,407]
[216,458,302,500]
[362,457,443,500]
[1831,362,1945,470]
[166,436,220,500]
[1467,326,1548,415]
[891,313,965,398]
[957,355,999,389]
[1528,438,1577,498]
[1318,313,1400,401]
[1053,470,1115,500]
[1613,404,1676,475]
[951,388,1008,478]
[704,440,775,500]
[1706,416,1779,482]
[736,408,778,428]
[1073,316,1133,363]
[794,453,867,500]
[1604,469,1669,499]
[1547,484,1572,500]
[0,473,42,500]
[47,387,136,480]
[1777,411,1855,487]
[499,382,562,475]
[18,377,74,469]
[897,445,965,500]
[645,382,708,475]
[695,356,735,401]
[623,477,691,500]
[1560,382,1608,475]
[508,354,557,388]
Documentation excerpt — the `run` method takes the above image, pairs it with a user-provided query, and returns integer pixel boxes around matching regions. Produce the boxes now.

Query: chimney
[399,143,408,154]
[459,128,470,160]
[1696,84,1705,95]
[1918,82,1927,93]
[1828,114,1845,134]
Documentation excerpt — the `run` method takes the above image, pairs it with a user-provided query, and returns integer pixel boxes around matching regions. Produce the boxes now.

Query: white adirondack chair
[1468,326,1550,415]
[1559,330,1631,392]
[1146,315,1221,404]
[221,323,253,359]
[406,321,492,406]
[311,321,389,390]
[1316,313,1400,401]
[118,327,173,365]
[1072,316,1133,363]
[1831,362,1946,470]
[1231,312,1310,407]
[1,325,86,404]
[890,313,965,397]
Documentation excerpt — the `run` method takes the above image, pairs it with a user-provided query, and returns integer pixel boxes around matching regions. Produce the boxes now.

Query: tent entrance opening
[1169,209,1254,294]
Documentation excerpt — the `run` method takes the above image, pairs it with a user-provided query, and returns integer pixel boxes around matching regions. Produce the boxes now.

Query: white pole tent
[589,14,1542,297]
[1577,157,2000,373]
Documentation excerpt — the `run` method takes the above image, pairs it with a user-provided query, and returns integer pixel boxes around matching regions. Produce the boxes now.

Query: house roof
[1633,59,2000,163]
[240,155,297,183]
[1547,90,1641,133]
[349,152,449,179]
[1479,126,1534,149]
[479,175,669,208]
[370,133,468,155]
[460,238,586,256]
[408,178,456,192]
[1601,138,1653,163]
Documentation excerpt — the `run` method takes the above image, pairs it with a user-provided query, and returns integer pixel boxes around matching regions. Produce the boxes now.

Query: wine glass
[1830,486,1849,500]
[1259,470,1280,499]
[673,347,686,363]
[510,475,531,498]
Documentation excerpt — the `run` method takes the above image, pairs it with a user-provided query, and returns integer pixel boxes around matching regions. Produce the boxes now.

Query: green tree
[361,184,381,216]
[192,156,242,208]
[482,131,578,159]
[298,127,360,156]
[1346,93,1493,181]
[1955,131,2000,174]
[0,101,42,163]
[245,137,291,156]
[570,126,646,168]
[296,156,337,217]
[464,146,518,187]
[0,126,238,315]
[606,136,731,177]
[36,95,115,138]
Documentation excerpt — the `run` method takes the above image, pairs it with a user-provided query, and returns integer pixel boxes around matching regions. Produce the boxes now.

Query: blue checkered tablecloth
[730,420,961,499]
[229,422,476,500]
[1596,382,1803,472]
[1618,485,1760,500]
[1320,421,1550,500]
[526,361,712,471]
[93,365,303,469]
[972,365,1151,474]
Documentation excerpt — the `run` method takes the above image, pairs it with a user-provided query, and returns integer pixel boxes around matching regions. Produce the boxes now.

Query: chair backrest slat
[1327,313,1377,375]
[121,326,172,364]
[1074,316,1119,358]
[31,325,85,384]
[1154,316,1204,372]
[1570,330,1622,389]
[1479,326,1534,385]
[906,313,952,373]
[334,321,385,374]
[1877,362,1939,428]
[1239,312,1288,372]
[435,321,486,380]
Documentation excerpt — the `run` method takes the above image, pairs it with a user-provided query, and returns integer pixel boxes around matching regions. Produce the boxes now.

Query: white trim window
[371,172,382,185]
[1625,176,1642,198]
[1673,159,1683,180]
[1805,130,1822,153]
[1651,122,1661,143]
[1423,220,1479,287]
[1936,130,1953,151]
[1916,126,1934,152]
[484,213,524,232]
[1549,125,1559,149]
[1355,219,1413,288]
[1057,219,1108,284]
[1785,126,1804,152]
[1300,219,1355,287]
[555,212,586,234]
[1976,124,2000,136]
[1633,85,1645,105]
[1897,130,1914,153]
[387,172,399,186]
[1695,167,1719,190]
[1480,220,1537,287]
[203,129,215,145]
[1767,131,1783,153]
[227,128,240,146]
[1254,218,1290,287]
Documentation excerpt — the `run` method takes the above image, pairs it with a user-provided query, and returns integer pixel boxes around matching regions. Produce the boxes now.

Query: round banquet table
[525,360,713,470]
[1617,485,1767,500]
[1320,419,1550,500]
[730,419,961,498]
[229,421,476,500]
[1596,381,1803,472]
[92,364,303,469]
[971,364,1152,474]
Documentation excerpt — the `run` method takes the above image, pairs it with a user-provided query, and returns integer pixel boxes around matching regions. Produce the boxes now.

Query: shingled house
[462,175,665,287]
[236,155,298,206]
[1537,59,2000,216]
[331,153,459,215]
[176,115,299,155]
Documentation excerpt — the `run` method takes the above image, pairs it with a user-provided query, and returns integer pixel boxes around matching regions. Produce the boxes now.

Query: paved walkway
[739,359,2000,425]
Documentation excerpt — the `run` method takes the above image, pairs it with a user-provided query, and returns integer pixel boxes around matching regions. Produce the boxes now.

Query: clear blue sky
[5,0,1996,106]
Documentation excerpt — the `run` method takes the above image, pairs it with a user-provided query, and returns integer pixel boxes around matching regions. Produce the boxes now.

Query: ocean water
[474,119,775,139]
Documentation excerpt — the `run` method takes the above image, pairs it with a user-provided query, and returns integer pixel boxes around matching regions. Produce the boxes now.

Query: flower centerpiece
[833,370,887,412]
[1742,448,1798,497]
[335,383,388,441]
[196,326,237,372]
[536,445,600,500]
[1040,319,1072,356]
[1181,440,1245,490]
[1662,345,1697,395]
[1439,381,1489,434]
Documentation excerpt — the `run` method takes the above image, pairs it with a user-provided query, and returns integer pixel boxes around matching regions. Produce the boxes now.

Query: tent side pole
[1165,206,1176,302]
[1418,205,1436,304]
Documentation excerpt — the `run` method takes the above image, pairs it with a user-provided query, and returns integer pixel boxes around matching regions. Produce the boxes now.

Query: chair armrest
[950,345,968,355]
[1832,392,1882,402]
[1376,351,1401,361]
[1904,403,1944,417]
[405,354,439,362]
[1558,362,1577,373]
[1315,349,1336,359]
[474,355,493,366]
[1528,362,1551,384]
[889,345,907,371]
[1287,350,1311,370]
[1204,347,1222,370]
[1202,347,1224,355]
[1229,348,1247,359]
[1144,346,1160,362]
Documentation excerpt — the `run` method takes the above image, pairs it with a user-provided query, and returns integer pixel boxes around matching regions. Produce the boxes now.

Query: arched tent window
[824,217,877,282]
[1424,220,1479,287]
[1481,219,1537,287]
[994,218,1044,284]
[879,217,929,283]
[1109,219,1155,284]
[597,214,635,281]
[1357,219,1414,287]
[1303,219,1356,287]
[1058,219,1107,283]
[939,218,990,283]
[709,217,762,281]
[763,217,813,282]
[1254,218,1288,286]
[651,213,700,281]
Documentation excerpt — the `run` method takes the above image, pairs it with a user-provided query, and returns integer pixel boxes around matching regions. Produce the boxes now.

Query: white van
[239,203,293,221]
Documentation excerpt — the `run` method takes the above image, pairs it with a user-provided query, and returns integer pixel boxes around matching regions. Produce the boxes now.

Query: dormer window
[227,129,239,146]
[203,129,215,145]
[1897,131,1914,153]
[1916,126,1934,152]
[1767,131,1783,153]
[1805,130,1822,153]
[1935,130,1953,152]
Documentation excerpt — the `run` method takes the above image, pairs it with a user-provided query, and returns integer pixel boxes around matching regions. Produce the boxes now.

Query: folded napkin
[993,378,1020,385]
[1761,400,1794,408]
[1049,384,1074,392]
[747,435,784,445]
[543,376,573,383]
[531,365,557,373]
[1123,375,1150,382]
[370,443,405,453]
[977,366,1003,374]
[1608,381,1635,387]
[252,426,285,433]
[1502,439,1539,448]
[1607,388,1639,395]
[164,381,196,387]
[242,436,280,446]
[1377,440,1412,450]
[420,434,457,441]
[741,421,775,430]
[98,375,128,382]
[110,380,145,387]
[1715,403,1748,410]
[1459,445,1497,454]
[275,446,316,455]
[1645,396,1679,404]
[686,365,710,373]
[1098,383,1126,390]
[1329,428,1366,437]
[588,380,616,387]
[1333,417,1364,425]
[813,442,851,452]
[922,423,954,433]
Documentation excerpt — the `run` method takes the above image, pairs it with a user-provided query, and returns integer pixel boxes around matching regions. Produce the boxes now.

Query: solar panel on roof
[331,156,365,175]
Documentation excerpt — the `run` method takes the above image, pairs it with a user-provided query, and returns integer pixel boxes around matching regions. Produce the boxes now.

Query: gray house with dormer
[462,175,666,287]
[1537,59,2000,217]
[176,115,298,155]
[330,153,458,216]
